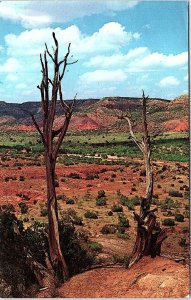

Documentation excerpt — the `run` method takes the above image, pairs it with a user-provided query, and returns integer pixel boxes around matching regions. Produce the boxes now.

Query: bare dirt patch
[57,256,189,298]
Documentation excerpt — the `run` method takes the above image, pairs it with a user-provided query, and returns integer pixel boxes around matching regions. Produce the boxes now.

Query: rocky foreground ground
[58,257,189,298]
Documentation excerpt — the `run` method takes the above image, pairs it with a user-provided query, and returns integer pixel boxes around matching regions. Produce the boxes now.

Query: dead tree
[119,91,168,268]
[26,32,77,282]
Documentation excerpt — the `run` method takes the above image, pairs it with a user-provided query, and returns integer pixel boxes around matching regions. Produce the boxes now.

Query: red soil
[56,256,189,298]
[164,118,188,132]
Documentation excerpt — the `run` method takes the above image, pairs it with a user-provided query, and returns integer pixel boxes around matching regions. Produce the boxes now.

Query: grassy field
[0,131,189,162]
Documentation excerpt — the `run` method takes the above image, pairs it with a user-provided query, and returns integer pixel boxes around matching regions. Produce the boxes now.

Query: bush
[96,197,107,206]
[118,214,130,228]
[1,204,15,213]
[120,195,129,206]
[63,209,83,226]
[18,202,28,214]
[19,176,25,181]
[183,210,189,218]
[0,209,36,297]
[68,173,82,179]
[88,241,103,253]
[182,226,189,233]
[111,204,123,212]
[153,194,159,199]
[162,218,175,226]
[66,198,75,205]
[84,210,98,219]
[97,190,106,199]
[161,197,175,210]
[107,211,113,216]
[58,219,96,276]
[179,237,186,247]
[86,174,99,180]
[175,213,184,222]
[152,198,160,206]
[168,190,183,198]
[101,224,117,234]
[40,204,48,217]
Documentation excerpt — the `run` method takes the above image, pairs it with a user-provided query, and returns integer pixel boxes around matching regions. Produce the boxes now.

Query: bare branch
[45,43,55,63]
[22,109,45,145]
[119,114,144,152]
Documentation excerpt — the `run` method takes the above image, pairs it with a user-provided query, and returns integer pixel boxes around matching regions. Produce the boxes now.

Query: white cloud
[0,1,138,28]
[80,69,127,84]
[6,74,18,81]
[85,48,188,71]
[5,23,140,59]
[159,76,180,87]
[85,47,147,68]
[184,75,188,81]
[0,58,20,72]
[15,83,27,89]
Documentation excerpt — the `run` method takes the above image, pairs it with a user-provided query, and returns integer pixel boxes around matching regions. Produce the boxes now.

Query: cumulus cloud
[79,69,127,84]
[5,23,140,59]
[159,76,180,87]
[85,48,188,71]
[15,83,27,89]
[6,74,18,81]
[0,57,20,72]
[0,1,138,28]
[85,47,148,68]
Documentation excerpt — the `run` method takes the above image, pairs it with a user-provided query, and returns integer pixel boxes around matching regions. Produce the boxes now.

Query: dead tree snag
[119,91,168,268]
[26,32,77,282]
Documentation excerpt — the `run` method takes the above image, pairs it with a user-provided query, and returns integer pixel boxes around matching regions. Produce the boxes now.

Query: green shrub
[179,237,186,247]
[18,202,28,214]
[58,220,96,276]
[101,224,117,234]
[152,198,160,206]
[183,210,189,218]
[1,204,15,213]
[63,209,83,226]
[111,204,123,212]
[40,204,48,217]
[118,214,130,228]
[120,195,129,206]
[161,197,175,210]
[120,195,140,210]
[162,218,175,226]
[88,241,103,253]
[182,226,189,233]
[97,190,106,198]
[175,213,184,222]
[112,254,130,267]
[140,169,146,176]
[19,176,25,181]
[66,198,75,205]
[168,190,183,197]
[96,197,107,206]
[84,210,98,219]
[153,194,159,199]
[68,173,82,179]
[117,232,130,239]
[86,174,99,180]
[0,210,36,297]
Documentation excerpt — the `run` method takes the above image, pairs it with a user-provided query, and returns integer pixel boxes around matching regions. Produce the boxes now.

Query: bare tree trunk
[26,32,77,283]
[120,91,168,268]
[45,154,69,282]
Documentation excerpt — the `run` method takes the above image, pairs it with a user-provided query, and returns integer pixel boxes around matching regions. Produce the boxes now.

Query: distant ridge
[0,94,188,133]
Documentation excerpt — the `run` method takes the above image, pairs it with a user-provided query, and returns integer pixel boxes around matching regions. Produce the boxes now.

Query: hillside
[0,94,188,133]
[36,256,189,298]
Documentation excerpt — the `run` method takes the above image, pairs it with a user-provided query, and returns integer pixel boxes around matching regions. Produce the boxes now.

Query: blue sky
[0,1,188,103]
